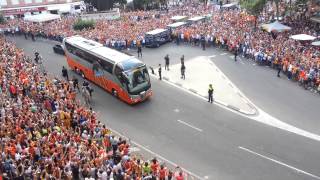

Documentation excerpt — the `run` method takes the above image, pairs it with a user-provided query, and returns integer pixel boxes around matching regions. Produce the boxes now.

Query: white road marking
[239,146,320,180]
[252,63,256,66]
[209,55,216,58]
[109,128,205,180]
[151,59,320,142]
[177,120,203,132]
[220,53,227,55]
[174,108,180,113]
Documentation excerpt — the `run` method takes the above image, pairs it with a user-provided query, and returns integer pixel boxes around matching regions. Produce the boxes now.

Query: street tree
[240,0,267,28]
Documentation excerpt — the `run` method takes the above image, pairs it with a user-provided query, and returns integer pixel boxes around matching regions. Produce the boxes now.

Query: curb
[151,73,257,116]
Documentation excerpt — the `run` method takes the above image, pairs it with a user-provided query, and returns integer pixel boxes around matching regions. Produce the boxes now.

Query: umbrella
[261,21,291,32]
[311,41,320,46]
[290,34,316,41]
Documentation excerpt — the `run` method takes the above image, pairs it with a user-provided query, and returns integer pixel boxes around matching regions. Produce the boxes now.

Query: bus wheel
[112,89,118,98]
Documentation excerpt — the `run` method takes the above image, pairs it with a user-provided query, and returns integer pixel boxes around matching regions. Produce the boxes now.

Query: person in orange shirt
[159,165,167,180]
[150,158,159,175]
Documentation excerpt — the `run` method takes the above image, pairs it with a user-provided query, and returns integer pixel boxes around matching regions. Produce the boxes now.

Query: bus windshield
[124,66,150,95]
[117,59,150,95]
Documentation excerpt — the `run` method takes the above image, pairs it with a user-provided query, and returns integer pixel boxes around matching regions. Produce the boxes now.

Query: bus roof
[65,36,135,63]
[146,28,168,35]
[167,22,187,28]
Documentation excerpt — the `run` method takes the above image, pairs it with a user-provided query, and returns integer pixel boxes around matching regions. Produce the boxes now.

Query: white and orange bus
[63,36,152,104]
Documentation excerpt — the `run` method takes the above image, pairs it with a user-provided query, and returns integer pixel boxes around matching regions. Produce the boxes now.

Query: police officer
[72,76,80,91]
[277,60,282,77]
[137,45,142,58]
[158,64,162,80]
[208,84,214,103]
[34,52,40,63]
[164,55,170,71]
[234,48,238,62]
[62,66,69,81]
[180,55,185,66]
[181,64,186,80]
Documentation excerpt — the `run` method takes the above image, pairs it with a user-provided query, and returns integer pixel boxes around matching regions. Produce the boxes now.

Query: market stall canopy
[170,16,188,22]
[188,16,205,22]
[290,34,316,41]
[221,3,238,8]
[262,21,291,32]
[167,22,187,29]
[24,13,61,23]
[311,41,320,46]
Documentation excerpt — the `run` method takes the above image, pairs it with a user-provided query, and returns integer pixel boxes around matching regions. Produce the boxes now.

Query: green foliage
[73,19,95,31]
[240,0,267,16]
[0,14,6,24]
[114,0,127,6]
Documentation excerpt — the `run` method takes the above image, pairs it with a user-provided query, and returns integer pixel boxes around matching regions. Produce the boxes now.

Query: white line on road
[109,128,205,180]
[239,146,320,180]
[177,120,203,132]
[220,53,227,55]
[209,55,216,58]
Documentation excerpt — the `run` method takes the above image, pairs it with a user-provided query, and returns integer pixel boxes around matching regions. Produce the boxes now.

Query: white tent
[262,21,291,32]
[188,16,205,22]
[167,22,187,29]
[170,16,187,22]
[311,41,320,46]
[24,13,61,23]
[221,3,237,8]
[290,34,316,41]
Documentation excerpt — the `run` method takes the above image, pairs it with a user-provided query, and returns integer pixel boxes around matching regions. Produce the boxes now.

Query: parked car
[53,44,65,55]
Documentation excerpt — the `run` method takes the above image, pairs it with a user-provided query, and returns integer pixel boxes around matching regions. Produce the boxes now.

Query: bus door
[114,64,129,98]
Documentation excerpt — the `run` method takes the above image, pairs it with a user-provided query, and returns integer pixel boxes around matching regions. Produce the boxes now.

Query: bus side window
[100,60,114,74]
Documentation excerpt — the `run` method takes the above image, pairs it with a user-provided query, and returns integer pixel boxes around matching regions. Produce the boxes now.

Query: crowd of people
[1,2,319,92]
[0,36,188,179]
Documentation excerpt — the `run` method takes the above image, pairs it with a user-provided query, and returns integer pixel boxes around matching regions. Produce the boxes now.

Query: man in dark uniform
[208,84,214,103]
[181,64,186,80]
[137,45,142,58]
[164,55,170,71]
[201,35,206,50]
[234,48,238,61]
[180,55,185,66]
[158,64,162,80]
[277,60,282,77]
[34,52,40,63]
[62,66,69,81]
[72,76,80,91]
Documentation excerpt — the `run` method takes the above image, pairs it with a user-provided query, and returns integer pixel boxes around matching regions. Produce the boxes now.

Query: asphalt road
[8,36,320,180]
[125,42,320,135]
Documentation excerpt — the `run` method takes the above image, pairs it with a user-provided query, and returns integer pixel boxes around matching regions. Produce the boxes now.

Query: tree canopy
[240,0,267,16]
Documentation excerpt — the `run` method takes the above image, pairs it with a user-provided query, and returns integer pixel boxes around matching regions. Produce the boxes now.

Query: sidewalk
[154,56,257,115]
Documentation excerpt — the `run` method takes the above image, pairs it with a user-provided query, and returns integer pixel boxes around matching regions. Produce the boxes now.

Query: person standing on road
[208,84,214,103]
[164,55,170,71]
[137,45,142,58]
[181,64,186,80]
[277,60,282,77]
[234,48,238,62]
[158,64,162,80]
[180,55,185,66]
[72,76,80,92]
[62,66,69,81]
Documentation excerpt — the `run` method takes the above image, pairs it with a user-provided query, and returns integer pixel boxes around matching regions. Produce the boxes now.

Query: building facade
[0,0,82,16]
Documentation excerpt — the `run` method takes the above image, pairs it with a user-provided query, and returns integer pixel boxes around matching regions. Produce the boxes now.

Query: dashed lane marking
[239,146,320,180]
[177,120,203,132]
[220,53,228,55]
